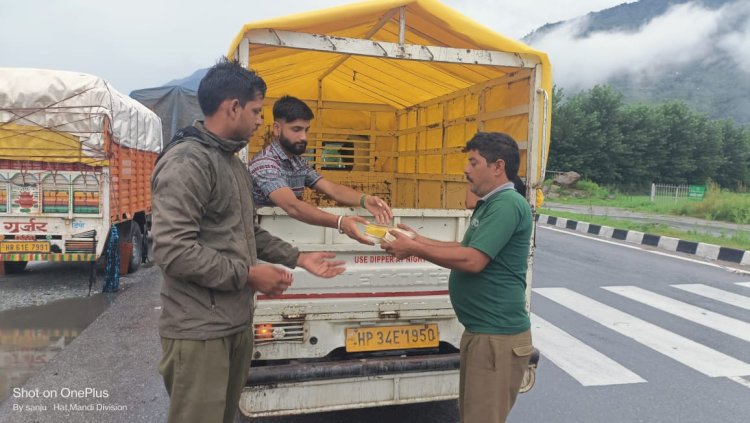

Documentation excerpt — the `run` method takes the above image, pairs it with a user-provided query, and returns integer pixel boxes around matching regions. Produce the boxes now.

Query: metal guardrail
[650,183,705,202]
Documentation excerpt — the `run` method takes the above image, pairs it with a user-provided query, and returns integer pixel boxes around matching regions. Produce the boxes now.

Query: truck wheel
[141,225,151,264]
[4,261,28,274]
[128,223,143,273]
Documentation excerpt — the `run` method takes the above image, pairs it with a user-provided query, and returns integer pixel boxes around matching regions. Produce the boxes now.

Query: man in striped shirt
[248,96,392,244]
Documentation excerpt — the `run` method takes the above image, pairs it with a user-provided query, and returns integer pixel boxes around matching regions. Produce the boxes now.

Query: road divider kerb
[536,214,750,266]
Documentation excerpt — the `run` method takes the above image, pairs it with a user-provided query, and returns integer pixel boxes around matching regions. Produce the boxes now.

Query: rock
[554,171,581,187]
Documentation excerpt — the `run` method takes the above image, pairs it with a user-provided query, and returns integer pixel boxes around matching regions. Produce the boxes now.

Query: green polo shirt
[448,188,532,334]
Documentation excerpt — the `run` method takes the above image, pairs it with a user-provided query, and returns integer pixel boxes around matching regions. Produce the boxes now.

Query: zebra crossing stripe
[534,287,750,377]
[672,284,750,311]
[603,286,750,343]
[736,282,750,288]
[727,376,750,390]
[531,313,646,386]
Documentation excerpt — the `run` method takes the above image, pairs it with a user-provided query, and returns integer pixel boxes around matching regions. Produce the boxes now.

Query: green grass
[546,180,750,224]
[539,208,750,251]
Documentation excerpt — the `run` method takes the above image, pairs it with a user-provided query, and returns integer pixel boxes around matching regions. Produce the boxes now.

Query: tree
[714,121,750,190]
[547,84,748,190]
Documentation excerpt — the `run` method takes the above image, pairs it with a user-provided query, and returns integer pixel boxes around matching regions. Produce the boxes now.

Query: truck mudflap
[247,353,460,386]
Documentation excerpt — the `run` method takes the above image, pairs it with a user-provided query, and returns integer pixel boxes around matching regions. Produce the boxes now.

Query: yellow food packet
[364,224,389,239]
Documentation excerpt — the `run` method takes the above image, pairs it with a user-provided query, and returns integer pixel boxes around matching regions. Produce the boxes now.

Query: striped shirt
[248,141,322,206]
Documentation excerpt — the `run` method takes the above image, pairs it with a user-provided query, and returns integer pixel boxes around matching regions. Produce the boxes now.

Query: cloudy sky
[531,0,750,90]
[0,0,631,94]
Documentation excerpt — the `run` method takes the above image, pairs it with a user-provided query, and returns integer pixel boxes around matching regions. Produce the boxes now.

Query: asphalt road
[0,261,100,312]
[511,226,750,423]
[1,226,749,422]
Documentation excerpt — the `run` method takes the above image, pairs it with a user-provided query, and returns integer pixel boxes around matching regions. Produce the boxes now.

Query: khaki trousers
[459,329,533,423]
[159,329,253,423]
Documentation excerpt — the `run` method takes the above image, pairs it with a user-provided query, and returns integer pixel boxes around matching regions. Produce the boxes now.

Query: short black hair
[197,57,267,117]
[513,174,527,197]
[273,95,314,122]
[463,132,520,180]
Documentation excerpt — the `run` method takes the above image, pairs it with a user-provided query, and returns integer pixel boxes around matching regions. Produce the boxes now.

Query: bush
[674,183,750,224]
[573,180,611,199]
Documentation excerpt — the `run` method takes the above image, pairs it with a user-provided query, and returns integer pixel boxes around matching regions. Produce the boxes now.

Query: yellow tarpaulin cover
[0,123,108,166]
[228,0,551,207]
[229,0,551,126]
[0,68,162,165]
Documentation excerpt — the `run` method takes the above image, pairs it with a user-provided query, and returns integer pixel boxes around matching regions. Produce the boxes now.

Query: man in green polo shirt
[381,131,533,423]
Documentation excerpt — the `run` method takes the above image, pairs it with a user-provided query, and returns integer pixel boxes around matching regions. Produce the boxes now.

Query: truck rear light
[253,322,305,343]
[255,324,274,339]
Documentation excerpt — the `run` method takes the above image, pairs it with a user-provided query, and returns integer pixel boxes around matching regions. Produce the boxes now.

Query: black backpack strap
[155,126,204,164]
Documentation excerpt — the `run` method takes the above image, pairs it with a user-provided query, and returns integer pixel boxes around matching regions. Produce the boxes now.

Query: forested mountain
[525,0,750,125]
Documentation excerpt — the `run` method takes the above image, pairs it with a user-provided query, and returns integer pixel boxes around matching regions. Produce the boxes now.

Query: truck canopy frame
[228,0,552,209]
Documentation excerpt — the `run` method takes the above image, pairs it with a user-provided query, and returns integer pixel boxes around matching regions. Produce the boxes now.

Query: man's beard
[279,134,307,155]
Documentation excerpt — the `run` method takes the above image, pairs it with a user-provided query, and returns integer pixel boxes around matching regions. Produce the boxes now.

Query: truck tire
[127,223,143,273]
[141,224,151,264]
[4,261,28,274]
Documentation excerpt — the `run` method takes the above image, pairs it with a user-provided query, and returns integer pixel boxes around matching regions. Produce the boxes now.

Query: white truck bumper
[240,354,459,417]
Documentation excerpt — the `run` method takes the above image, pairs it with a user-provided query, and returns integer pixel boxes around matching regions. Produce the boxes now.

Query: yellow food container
[364,224,389,239]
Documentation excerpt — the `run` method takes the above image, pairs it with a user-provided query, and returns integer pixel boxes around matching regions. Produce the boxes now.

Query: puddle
[0,294,112,403]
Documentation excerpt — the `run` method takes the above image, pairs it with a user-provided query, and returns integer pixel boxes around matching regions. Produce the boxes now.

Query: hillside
[158,0,749,125]
[525,0,750,124]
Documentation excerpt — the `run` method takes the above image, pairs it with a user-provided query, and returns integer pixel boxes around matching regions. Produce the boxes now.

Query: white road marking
[672,284,750,311]
[603,286,750,343]
[531,313,646,386]
[727,376,750,390]
[534,287,750,377]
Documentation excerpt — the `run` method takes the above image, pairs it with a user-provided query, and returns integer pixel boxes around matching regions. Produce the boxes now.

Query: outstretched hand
[297,252,346,278]
[363,195,393,225]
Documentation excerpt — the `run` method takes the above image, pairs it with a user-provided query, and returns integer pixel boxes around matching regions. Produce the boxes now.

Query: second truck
[0,68,162,276]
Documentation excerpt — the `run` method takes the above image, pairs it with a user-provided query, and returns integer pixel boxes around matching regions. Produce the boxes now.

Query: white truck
[228,0,552,417]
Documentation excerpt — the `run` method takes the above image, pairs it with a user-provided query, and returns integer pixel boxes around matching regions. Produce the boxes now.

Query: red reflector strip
[257,290,449,300]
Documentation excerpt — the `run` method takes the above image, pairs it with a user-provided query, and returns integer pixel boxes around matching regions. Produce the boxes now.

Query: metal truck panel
[240,369,459,418]
[0,166,111,259]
